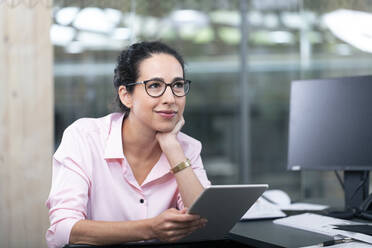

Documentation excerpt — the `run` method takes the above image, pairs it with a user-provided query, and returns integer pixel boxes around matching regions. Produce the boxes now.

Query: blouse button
[140,198,144,204]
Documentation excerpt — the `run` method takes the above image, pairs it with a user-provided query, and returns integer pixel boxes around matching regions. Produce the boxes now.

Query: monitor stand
[327,171,369,219]
[344,171,370,210]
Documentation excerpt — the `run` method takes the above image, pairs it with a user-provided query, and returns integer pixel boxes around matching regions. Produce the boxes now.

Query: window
[53,0,372,205]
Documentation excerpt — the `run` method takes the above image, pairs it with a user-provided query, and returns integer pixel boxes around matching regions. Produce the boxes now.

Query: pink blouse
[45,113,211,248]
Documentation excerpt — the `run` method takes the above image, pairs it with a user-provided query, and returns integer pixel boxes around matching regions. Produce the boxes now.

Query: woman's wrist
[144,218,157,240]
[170,159,191,174]
[163,143,187,168]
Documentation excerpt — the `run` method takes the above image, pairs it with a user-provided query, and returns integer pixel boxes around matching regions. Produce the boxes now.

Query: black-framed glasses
[126,78,191,98]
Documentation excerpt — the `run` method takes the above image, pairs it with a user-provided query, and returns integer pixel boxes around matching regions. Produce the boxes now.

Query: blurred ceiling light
[50,24,75,46]
[112,28,131,40]
[73,7,116,33]
[65,41,84,54]
[55,7,79,25]
[74,32,124,51]
[249,11,263,27]
[210,10,240,26]
[77,32,109,46]
[324,9,372,53]
[170,9,209,26]
[104,8,122,26]
[270,31,294,44]
[281,12,302,29]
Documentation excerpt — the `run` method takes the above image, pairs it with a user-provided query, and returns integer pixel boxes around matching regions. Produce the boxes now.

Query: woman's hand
[156,116,185,153]
[151,208,207,242]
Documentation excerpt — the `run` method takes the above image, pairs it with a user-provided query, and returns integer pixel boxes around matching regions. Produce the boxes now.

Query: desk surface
[229,219,332,248]
[64,218,335,248]
[64,239,252,248]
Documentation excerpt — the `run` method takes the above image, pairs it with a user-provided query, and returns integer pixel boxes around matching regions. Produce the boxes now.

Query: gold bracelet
[170,159,191,174]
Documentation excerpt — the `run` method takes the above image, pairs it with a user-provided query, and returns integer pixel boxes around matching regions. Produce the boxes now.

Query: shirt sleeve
[177,138,211,210]
[45,125,92,248]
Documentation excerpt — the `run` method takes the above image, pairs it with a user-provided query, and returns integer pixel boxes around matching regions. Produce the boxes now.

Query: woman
[46,41,211,247]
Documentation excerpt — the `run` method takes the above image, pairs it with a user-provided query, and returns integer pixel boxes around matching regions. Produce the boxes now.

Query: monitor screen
[288,75,372,171]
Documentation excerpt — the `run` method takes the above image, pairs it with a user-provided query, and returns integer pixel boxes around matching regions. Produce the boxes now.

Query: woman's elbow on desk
[46,218,81,248]
[67,219,154,246]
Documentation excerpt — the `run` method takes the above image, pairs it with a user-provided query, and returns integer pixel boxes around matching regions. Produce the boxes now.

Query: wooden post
[0,1,53,247]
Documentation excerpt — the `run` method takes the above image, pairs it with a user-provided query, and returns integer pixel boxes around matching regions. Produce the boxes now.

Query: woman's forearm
[155,117,205,207]
[173,164,205,207]
[163,142,204,207]
[69,218,155,245]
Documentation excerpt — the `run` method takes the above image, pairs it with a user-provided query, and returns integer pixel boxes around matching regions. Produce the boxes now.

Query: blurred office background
[1,0,372,247]
[52,0,372,204]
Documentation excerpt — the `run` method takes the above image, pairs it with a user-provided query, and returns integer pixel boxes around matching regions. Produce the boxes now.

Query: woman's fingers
[166,210,201,223]
[162,115,184,137]
[163,220,206,241]
[180,207,188,214]
[165,208,207,230]
[153,208,207,242]
[168,218,207,230]
[172,116,185,134]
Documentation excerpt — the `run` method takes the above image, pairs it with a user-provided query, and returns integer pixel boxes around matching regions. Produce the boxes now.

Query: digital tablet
[181,184,268,242]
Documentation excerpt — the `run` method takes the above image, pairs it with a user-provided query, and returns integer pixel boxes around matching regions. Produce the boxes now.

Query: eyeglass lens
[145,79,189,97]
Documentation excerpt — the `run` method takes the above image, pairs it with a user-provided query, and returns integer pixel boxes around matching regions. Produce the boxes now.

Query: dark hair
[113,41,185,115]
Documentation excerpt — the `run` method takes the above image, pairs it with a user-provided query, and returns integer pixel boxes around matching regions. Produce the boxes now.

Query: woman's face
[127,53,186,133]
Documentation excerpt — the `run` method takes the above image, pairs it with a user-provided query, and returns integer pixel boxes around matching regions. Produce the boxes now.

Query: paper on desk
[280,202,329,211]
[274,213,372,244]
[301,241,372,248]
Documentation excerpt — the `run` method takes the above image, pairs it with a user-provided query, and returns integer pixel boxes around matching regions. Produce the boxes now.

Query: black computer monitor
[287,75,372,210]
